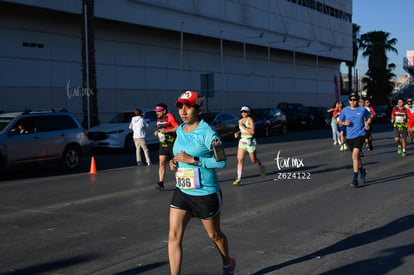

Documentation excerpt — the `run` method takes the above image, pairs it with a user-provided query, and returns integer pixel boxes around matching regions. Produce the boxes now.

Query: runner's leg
[168,208,192,275]
[201,214,231,266]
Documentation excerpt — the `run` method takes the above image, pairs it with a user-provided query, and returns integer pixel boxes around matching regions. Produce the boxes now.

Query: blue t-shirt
[173,119,226,196]
[338,106,371,139]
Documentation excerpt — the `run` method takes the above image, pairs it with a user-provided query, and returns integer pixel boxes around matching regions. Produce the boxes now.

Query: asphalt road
[1,124,413,275]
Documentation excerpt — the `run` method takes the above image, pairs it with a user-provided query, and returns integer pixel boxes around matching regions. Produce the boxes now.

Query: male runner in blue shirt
[338,93,372,187]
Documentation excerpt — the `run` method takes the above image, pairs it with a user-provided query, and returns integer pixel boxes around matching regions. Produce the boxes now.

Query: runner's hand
[174,151,193,164]
[169,159,178,170]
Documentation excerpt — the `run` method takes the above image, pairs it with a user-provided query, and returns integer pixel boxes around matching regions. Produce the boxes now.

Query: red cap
[175,91,204,107]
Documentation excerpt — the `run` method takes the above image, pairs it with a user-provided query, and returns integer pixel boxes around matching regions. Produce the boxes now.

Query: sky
[349,0,414,77]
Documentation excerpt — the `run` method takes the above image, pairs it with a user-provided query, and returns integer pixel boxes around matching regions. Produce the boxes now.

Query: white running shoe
[340,144,344,151]
[333,140,337,145]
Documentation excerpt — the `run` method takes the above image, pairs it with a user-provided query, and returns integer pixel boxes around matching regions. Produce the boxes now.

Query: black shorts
[159,143,174,156]
[170,188,223,220]
[346,136,365,151]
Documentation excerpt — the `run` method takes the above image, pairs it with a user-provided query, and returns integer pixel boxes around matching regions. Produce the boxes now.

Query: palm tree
[359,31,398,104]
[345,24,361,94]
[362,64,396,103]
[81,0,99,128]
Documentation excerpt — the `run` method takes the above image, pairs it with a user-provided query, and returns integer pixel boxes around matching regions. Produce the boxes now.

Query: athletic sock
[237,171,242,179]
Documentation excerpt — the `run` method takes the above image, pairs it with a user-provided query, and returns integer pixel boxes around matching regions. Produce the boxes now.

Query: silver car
[87,110,158,152]
[0,110,90,173]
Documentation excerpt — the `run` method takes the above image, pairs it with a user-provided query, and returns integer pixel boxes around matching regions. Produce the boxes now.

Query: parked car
[277,102,314,129]
[88,110,158,152]
[253,107,287,136]
[0,109,90,173]
[307,106,329,128]
[201,112,239,140]
[373,105,390,123]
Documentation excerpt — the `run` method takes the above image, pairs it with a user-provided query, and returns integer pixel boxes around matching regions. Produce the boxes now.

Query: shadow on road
[114,261,168,275]
[0,254,100,275]
[252,214,414,274]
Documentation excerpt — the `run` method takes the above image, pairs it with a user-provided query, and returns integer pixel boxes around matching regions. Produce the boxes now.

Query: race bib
[158,132,166,141]
[395,116,404,123]
[175,168,201,190]
[240,138,252,146]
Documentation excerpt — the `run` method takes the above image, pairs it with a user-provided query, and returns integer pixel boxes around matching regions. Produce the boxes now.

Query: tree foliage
[359,31,398,105]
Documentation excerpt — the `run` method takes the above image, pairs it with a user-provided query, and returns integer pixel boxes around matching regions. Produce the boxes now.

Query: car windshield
[201,113,218,123]
[287,104,306,112]
[254,109,268,118]
[109,112,134,123]
[0,117,14,132]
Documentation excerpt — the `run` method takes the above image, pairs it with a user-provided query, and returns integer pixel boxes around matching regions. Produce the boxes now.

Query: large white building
[0,0,352,122]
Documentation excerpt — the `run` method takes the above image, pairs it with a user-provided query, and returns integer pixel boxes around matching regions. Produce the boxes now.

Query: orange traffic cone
[89,156,97,174]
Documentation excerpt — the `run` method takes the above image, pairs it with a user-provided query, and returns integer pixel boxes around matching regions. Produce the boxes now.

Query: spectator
[327,101,341,145]
[129,108,151,166]
[333,102,348,151]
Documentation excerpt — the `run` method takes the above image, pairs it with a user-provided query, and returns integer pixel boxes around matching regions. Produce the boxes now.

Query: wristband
[193,157,200,166]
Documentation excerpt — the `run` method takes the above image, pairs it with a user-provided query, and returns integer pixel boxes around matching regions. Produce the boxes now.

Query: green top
[239,117,253,139]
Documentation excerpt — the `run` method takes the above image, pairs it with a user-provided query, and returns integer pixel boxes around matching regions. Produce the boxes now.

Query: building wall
[0,0,352,122]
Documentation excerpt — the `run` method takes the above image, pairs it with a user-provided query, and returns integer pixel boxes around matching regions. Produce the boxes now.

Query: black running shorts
[159,143,174,156]
[346,135,365,150]
[170,188,223,220]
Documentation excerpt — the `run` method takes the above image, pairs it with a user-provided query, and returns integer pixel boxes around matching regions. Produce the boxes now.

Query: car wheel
[280,124,287,135]
[0,156,5,177]
[62,145,81,169]
[265,125,271,137]
[125,134,135,153]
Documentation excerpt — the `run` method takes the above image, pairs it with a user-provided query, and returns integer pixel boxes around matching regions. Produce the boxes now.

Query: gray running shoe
[350,178,359,188]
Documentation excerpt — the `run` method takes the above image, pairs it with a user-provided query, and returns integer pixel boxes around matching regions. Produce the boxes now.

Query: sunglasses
[349,98,358,101]
[241,110,248,113]
[408,102,413,104]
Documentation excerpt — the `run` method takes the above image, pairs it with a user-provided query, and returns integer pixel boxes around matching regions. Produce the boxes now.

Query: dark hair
[134,109,142,116]
[348,93,359,100]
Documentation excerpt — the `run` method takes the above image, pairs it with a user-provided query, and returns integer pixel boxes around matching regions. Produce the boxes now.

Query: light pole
[293,41,311,66]
[267,37,286,65]
[179,21,184,91]
[316,46,332,93]
[292,42,311,94]
[83,3,90,129]
[220,30,225,111]
[243,32,264,67]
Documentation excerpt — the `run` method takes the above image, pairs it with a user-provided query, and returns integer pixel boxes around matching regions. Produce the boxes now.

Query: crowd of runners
[327,94,414,187]
[127,89,414,274]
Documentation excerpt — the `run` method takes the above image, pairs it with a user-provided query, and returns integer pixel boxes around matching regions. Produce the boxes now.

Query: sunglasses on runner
[349,98,358,101]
